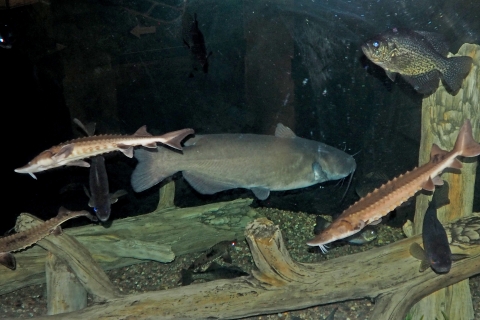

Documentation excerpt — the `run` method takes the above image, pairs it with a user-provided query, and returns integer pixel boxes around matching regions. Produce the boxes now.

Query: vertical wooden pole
[410,43,479,320]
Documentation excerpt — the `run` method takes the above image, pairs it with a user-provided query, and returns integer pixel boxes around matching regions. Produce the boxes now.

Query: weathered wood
[16,213,121,302]
[45,252,87,315]
[411,43,480,320]
[0,198,258,295]
[23,215,480,320]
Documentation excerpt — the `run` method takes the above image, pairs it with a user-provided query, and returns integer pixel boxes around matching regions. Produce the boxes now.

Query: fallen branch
[24,214,480,320]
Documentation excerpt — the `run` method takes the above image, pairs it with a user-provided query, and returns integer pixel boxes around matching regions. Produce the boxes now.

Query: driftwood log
[0,181,259,295]
[11,214,480,320]
[410,43,480,320]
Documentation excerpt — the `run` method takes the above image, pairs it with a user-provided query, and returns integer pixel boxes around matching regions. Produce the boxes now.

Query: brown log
[22,215,480,320]
[0,197,258,296]
[411,43,480,320]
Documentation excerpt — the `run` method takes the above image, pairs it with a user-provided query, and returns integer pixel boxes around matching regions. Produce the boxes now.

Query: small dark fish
[188,240,236,271]
[180,262,248,286]
[83,156,127,222]
[183,13,212,75]
[313,216,377,246]
[362,28,472,94]
[409,182,468,273]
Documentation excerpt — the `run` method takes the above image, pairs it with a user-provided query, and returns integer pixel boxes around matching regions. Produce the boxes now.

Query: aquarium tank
[1,0,480,319]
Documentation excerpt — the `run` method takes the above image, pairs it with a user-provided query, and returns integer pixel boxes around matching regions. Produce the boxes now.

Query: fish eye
[373,41,379,48]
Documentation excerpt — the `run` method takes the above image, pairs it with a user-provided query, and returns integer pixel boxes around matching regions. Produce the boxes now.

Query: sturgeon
[0,207,96,270]
[15,126,194,179]
[307,119,480,253]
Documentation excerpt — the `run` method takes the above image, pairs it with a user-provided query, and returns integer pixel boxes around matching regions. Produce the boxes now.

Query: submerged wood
[45,252,87,315]
[0,197,258,295]
[16,213,121,302]
[26,215,480,320]
[412,43,480,320]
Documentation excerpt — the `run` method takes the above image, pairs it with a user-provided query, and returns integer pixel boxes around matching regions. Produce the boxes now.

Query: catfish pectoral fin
[409,243,427,261]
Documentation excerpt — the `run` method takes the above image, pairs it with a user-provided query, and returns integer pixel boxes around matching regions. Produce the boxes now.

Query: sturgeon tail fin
[454,119,480,158]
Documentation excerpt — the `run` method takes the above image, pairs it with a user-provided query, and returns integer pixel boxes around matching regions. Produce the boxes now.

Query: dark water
[3,0,480,234]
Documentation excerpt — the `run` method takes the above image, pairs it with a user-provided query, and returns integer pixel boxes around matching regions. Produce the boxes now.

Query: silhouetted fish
[180,262,248,286]
[409,182,468,273]
[183,13,212,76]
[131,123,356,200]
[362,28,472,94]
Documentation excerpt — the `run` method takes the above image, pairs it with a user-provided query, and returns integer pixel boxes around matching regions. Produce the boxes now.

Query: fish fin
[29,172,37,179]
[51,226,62,236]
[368,218,382,225]
[275,123,296,138]
[66,160,90,168]
[450,158,463,170]
[109,189,128,204]
[117,145,134,158]
[251,187,270,200]
[0,253,16,270]
[83,185,91,198]
[453,120,480,158]
[422,177,436,192]
[53,144,75,160]
[313,162,328,182]
[451,253,469,261]
[385,70,396,81]
[131,148,177,192]
[401,70,441,94]
[431,176,444,186]
[133,125,152,137]
[419,260,431,272]
[183,171,236,195]
[414,31,449,56]
[432,182,450,208]
[73,118,96,136]
[409,243,427,261]
[442,56,473,93]
[157,128,194,150]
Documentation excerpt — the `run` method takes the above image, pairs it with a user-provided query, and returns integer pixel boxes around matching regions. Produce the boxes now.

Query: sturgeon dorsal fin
[133,125,152,137]
[275,123,296,139]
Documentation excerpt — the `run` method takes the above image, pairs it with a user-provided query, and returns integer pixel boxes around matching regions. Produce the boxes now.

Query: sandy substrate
[0,207,478,319]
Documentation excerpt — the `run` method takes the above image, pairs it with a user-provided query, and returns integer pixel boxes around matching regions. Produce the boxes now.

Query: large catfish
[131,123,356,200]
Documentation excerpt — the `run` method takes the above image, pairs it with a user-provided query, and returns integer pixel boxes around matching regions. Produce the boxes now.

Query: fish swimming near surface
[14,126,194,179]
[409,182,468,273]
[131,123,356,200]
[0,207,96,270]
[183,13,212,76]
[73,119,127,222]
[180,262,248,286]
[307,119,480,253]
[362,28,472,94]
[313,215,377,246]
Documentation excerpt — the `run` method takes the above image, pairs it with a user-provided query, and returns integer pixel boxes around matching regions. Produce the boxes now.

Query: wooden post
[410,43,480,320]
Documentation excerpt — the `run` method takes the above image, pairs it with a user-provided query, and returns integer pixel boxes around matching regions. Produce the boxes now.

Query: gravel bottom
[0,207,478,319]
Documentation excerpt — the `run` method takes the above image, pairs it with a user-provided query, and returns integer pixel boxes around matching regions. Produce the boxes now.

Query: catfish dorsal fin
[133,125,152,137]
[275,123,296,138]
